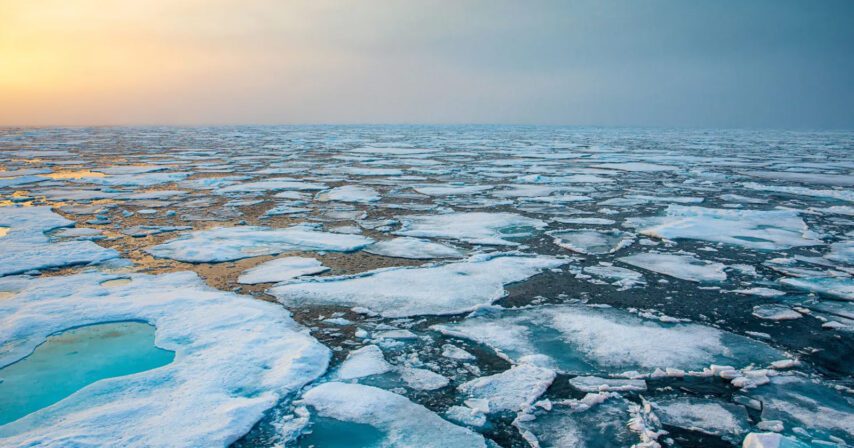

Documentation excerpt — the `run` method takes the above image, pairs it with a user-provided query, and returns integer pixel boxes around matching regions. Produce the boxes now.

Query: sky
[1,0,853,128]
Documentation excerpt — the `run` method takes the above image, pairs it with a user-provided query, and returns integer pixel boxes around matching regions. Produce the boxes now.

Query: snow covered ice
[1,126,852,448]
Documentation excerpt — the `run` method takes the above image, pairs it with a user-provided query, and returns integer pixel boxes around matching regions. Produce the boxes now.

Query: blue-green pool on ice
[0,321,175,426]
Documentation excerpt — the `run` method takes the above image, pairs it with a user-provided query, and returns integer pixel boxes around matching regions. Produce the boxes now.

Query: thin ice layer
[627,205,821,250]
[0,271,330,447]
[146,224,373,262]
[270,254,566,317]
[299,382,487,447]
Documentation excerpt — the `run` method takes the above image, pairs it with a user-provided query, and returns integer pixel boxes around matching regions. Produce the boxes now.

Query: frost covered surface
[270,254,566,317]
[147,224,373,262]
[0,271,329,447]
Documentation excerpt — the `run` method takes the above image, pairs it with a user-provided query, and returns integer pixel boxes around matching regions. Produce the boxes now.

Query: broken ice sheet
[748,375,854,444]
[0,207,119,276]
[365,237,464,259]
[626,205,822,250]
[582,264,646,289]
[433,304,781,374]
[237,256,329,284]
[295,382,488,448]
[146,224,373,262]
[315,185,380,203]
[514,394,639,448]
[269,253,566,317]
[619,252,727,282]
[0,271,329,446]
[395,212,547,246]
[549,229,633,255]
[652,397,750,444]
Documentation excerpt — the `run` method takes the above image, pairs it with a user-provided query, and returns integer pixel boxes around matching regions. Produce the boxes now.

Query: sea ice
[146,224,373,262]
[365,237,463,259]
[316,185,380,203]
[514,395,637,448]
[413,184,493,196]
[334,345,392,380]
[237,257,329,284]
[217,178,327,194]
[626,205,821,251]
[0,207,119,276]
[592,162,678,172]
[583,264,646,289]
[433,304,780,374]
[619,252,727,282]
[458,363,556,413]
[749,375,854,444]
[298,382,487,447]
[549,229,633,255]
[0,271,329,447]
[752,305,802,321]
[395,212,548,246]
[270,254,565,317]
[653,398,750,444]
[780,277,853,301]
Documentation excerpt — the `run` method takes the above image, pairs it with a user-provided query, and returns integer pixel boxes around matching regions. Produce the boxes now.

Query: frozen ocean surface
[0,126,852,447]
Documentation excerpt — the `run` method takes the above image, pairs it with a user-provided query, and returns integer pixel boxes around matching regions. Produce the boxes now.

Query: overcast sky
[1,0,852,128]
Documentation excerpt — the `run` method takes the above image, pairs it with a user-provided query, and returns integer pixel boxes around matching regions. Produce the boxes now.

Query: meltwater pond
[0,321,174,426]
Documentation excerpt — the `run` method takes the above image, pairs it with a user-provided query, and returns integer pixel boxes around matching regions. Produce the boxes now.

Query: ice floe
[0,207,119,276]
[146,224,373,262]
[0,271,329,446]
[619,252,727,282]
[549,229,633,255]
[365,237,463,259]
[298,382,487,447]
[237,256,329,284]
[627,206,821,251]
[652,397,749,444]
[395,212,547,246]
[434,304,780,374]
[270,254,566,317]
[316,185,380,203]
